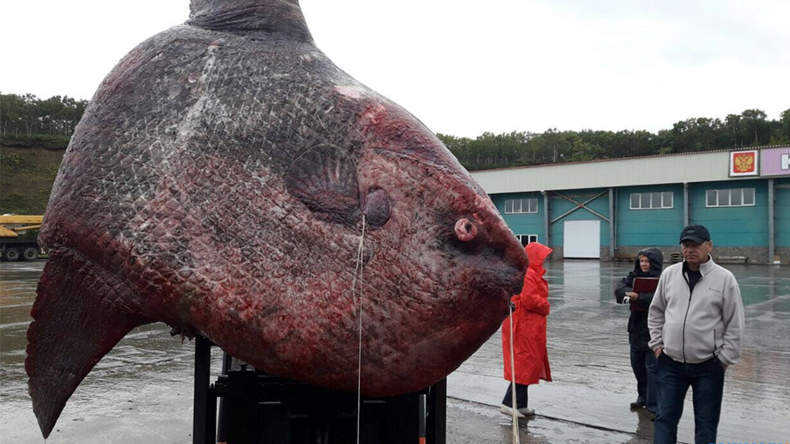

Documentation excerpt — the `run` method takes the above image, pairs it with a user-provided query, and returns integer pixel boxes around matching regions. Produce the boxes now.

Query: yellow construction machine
[0,215,44,261]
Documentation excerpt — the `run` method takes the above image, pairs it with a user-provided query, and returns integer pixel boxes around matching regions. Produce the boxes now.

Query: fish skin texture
[26,1,529,438]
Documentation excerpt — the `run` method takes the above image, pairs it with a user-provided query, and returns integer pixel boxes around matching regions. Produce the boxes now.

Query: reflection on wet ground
[1,261,211,443]
[1,260,788,443]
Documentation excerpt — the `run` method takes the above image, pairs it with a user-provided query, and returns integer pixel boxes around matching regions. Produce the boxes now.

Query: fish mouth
[477,227,527,313]
[477,260,525,302]
[457,244,526,322]
[505,269,525,296]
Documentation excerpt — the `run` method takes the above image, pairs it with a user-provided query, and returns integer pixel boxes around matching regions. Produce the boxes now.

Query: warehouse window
[630,192,673,210]
[515,234,538,247]
[504,198,538,214]
[706,188,755,207]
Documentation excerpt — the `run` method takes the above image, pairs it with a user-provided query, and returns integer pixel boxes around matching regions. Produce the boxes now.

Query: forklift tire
[4,248,20,261]
[22,247,39,261]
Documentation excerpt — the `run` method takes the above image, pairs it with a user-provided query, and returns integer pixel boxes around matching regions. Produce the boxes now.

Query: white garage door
[563,220,601,259]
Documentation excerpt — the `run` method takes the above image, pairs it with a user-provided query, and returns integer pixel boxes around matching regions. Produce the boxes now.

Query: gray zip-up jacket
[648,256,744,366]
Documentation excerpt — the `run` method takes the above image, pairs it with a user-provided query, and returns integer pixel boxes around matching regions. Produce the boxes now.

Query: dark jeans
[654,353,725,444]
[630,344,659,413]
[502,383,529,409]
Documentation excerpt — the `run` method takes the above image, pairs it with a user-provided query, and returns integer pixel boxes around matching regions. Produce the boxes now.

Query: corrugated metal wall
[479,147,790,262]
[617,184,684,246]
[777,178,790,248]
[689,180,769,247]
[491,192,544,242]
[549,189,610,247]
[490,180,781,255]
[472,150,732,194]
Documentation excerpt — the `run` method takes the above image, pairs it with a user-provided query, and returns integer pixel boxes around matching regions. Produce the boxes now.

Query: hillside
[0,145,65,215]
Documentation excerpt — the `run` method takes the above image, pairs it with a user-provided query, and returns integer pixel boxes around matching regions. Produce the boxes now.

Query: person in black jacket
[615,247,663,419]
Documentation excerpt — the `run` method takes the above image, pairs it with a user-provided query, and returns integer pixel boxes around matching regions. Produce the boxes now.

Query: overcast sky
[2,0,788,138]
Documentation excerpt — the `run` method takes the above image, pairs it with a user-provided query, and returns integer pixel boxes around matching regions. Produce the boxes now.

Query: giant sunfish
[26,0,528,437]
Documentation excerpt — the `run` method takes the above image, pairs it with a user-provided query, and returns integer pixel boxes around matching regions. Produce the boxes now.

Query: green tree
[569,137,605,162]
[780,109,790,143]
[671,117,725,152]
[739,109,772,145]
[0,92,87,138]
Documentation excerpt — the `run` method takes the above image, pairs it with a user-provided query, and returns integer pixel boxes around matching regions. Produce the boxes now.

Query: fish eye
[363,188,391,229]
[454,218,477,242]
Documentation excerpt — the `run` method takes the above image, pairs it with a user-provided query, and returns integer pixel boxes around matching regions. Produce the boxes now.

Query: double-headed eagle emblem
[734,153,755,173]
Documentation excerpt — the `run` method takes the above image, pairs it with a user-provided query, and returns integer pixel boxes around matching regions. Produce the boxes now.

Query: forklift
[192,336,447,444]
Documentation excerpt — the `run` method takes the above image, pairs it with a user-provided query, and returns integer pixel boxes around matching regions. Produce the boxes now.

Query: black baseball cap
[679,225,711,244]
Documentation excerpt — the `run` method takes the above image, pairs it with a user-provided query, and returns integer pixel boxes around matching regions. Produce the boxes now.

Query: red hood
[525,242,552,271]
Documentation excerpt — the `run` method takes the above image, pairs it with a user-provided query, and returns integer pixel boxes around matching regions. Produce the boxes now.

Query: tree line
[439,108,790,171]
[0,92,88,142]
[1,92,787,170]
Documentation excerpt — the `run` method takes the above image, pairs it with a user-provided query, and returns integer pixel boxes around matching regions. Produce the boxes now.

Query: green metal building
[470,145,790,264]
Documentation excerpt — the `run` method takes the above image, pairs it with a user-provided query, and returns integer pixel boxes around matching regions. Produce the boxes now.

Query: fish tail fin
[25,250,145,438]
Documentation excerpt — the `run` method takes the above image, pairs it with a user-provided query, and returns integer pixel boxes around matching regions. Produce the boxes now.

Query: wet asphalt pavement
[449,260,790,444]
[1,260,788,443]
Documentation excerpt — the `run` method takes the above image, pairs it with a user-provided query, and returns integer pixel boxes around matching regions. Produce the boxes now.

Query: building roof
[469,145,789,194]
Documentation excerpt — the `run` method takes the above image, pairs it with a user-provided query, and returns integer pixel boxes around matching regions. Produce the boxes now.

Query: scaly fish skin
[27,1,528,438]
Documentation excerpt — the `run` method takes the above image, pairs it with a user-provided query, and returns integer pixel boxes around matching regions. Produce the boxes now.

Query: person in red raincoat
[500,242,553,418]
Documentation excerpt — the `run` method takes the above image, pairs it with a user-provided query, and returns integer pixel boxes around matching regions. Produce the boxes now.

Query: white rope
[352,215,367,444]
[508,302,521,443]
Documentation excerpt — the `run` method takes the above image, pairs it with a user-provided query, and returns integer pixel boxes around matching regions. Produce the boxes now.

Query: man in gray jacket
[648,225,744,444]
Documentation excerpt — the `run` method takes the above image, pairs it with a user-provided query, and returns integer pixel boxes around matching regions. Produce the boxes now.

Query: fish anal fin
[25,250,145,439]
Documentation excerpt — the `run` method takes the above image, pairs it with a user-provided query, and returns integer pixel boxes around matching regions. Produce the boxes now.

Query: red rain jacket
[502,242,553,385]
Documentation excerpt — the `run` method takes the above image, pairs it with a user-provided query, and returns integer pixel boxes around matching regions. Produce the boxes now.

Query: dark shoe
[650,411,657,421]
[630,401,646,409]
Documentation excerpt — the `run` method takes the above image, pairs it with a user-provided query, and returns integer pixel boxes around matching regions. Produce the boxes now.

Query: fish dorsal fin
[188,0,314,43]
[285,145,361,225]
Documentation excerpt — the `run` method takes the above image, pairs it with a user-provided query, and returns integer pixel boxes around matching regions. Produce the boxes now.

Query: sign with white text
[760,146,790,177]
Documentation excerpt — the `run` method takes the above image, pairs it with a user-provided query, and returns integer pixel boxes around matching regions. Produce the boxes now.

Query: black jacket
[614,248,663,349]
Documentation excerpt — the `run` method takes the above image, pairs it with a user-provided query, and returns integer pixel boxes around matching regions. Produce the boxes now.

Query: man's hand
[654,347,662,359]
[625,291,639,301]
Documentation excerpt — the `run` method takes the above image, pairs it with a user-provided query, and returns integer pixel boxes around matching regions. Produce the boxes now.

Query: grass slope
[0,145,65,215]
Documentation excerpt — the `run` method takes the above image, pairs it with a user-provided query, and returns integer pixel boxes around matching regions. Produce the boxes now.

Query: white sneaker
[500,404,526,418]
[518,407,536,416]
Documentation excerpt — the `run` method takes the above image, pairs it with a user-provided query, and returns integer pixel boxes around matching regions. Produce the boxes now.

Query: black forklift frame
[192,336,447,444]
